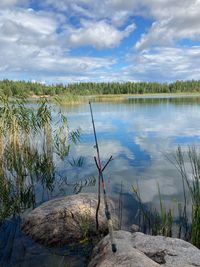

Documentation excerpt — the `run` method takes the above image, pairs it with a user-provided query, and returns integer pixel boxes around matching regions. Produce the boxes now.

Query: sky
[0,0,200,84]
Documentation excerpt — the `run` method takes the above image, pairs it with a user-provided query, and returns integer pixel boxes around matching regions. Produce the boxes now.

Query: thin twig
[89,102,117,253]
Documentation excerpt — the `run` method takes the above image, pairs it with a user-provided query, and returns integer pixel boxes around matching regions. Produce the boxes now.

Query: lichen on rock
[22,193,117,247]
[88,231,200,267]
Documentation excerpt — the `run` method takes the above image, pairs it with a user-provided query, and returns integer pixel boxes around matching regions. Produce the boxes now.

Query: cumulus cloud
[124,46,200,81]
[68,20,135,49]
[38,0,200,49]
[136,13,200,50]
[134,0,200,49]
[0,0,200,82]
[0,8,60,75]
[0,8,116,81]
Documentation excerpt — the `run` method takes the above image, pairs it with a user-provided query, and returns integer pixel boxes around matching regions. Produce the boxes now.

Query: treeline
[0,79,200,97]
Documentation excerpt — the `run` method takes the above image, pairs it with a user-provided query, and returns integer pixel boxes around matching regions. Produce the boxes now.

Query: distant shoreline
[29,92,200,99]
[25,92,200,105]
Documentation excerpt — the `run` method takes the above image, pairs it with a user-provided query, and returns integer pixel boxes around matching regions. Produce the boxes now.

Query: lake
[1,95,200,266]
[62,96,200,215]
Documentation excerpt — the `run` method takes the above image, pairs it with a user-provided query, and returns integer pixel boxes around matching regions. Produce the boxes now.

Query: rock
[132,232,200,267]
[89,231,159,267]
[130,224,140,233]
[22,193,117,247]
[88,231,200,267]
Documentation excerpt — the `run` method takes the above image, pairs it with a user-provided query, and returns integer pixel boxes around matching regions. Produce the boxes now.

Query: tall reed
[173,146,200,247]
[0,97,83,223]
[132,146,200,248]
[132,183,173,237]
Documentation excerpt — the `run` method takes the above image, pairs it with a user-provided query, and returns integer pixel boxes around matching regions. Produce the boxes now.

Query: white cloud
[39,0,135,26]
[0,40,115,79]
[124,46,200,81]
[0,8,117,81]
[0,9,58,37]
[136,15,200,50]
[39,0,200,49]
[0,0,28,8]
[67,20,135,49]
[134,0,200,49]
[0,0,200,82]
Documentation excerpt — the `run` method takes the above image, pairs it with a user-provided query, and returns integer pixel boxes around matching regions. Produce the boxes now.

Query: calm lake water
[63,96,200,214]
[1,95,200,266]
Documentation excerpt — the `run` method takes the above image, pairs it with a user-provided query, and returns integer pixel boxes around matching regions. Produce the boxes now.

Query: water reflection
[1,95,200,266]
[0,99,93,267]
[0,218,90,267]
[63,96,200,209]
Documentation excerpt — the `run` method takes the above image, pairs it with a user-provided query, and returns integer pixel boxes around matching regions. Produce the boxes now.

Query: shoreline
[7,92,200,106]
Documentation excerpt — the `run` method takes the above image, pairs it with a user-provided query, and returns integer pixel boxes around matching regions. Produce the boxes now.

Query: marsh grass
[90,94,128,102]
[54,94,129,105]
[0,96,94,224]
[0,96,98,266]
[132,183,173,237]
[132,146,200,248]
[54,95,83,105]
[173,146,200,247]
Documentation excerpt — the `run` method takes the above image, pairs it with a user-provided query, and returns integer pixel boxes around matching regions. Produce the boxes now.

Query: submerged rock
[89,230,200,267]
[22,193,117,247]
[130,224,140,233]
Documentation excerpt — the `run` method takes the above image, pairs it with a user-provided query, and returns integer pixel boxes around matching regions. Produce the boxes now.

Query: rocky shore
[22,193,117,246]
[22,194,200,266]
[89,230,200,267]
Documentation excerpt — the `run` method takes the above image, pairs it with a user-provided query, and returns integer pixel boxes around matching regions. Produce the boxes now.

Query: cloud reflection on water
[62,98,200,215]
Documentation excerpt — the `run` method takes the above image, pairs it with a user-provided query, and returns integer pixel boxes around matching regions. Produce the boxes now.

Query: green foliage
[0,97,92,223]
[1,79,200,98]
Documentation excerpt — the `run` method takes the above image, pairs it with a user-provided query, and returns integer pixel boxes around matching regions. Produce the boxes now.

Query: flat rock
[22,193,117,247]
[132,232,200,267]
[89,231,200,267]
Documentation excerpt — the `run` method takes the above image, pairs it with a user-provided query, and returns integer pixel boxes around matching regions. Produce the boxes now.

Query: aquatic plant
[132,145,200,248]
[0,96,87,223]
[53,94,82,105]
[132,182,173,237]
[173,146,200,247]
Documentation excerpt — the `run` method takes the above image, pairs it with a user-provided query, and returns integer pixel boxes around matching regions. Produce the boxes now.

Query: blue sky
[0,0,200,84]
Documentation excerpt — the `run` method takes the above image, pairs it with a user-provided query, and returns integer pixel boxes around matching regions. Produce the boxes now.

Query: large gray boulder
[22,193,117,247]
[89,231,200,267]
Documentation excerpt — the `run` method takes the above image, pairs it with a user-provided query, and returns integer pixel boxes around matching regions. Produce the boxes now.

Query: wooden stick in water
[89,101,117,253]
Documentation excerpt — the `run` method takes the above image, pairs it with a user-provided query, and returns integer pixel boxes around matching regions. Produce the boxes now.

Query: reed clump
[132,183,173,237]
[54,94,83,105]
[174,146,200,247]
[132,146,200,248]
[0,96,83,223]
[91,94,127,102]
